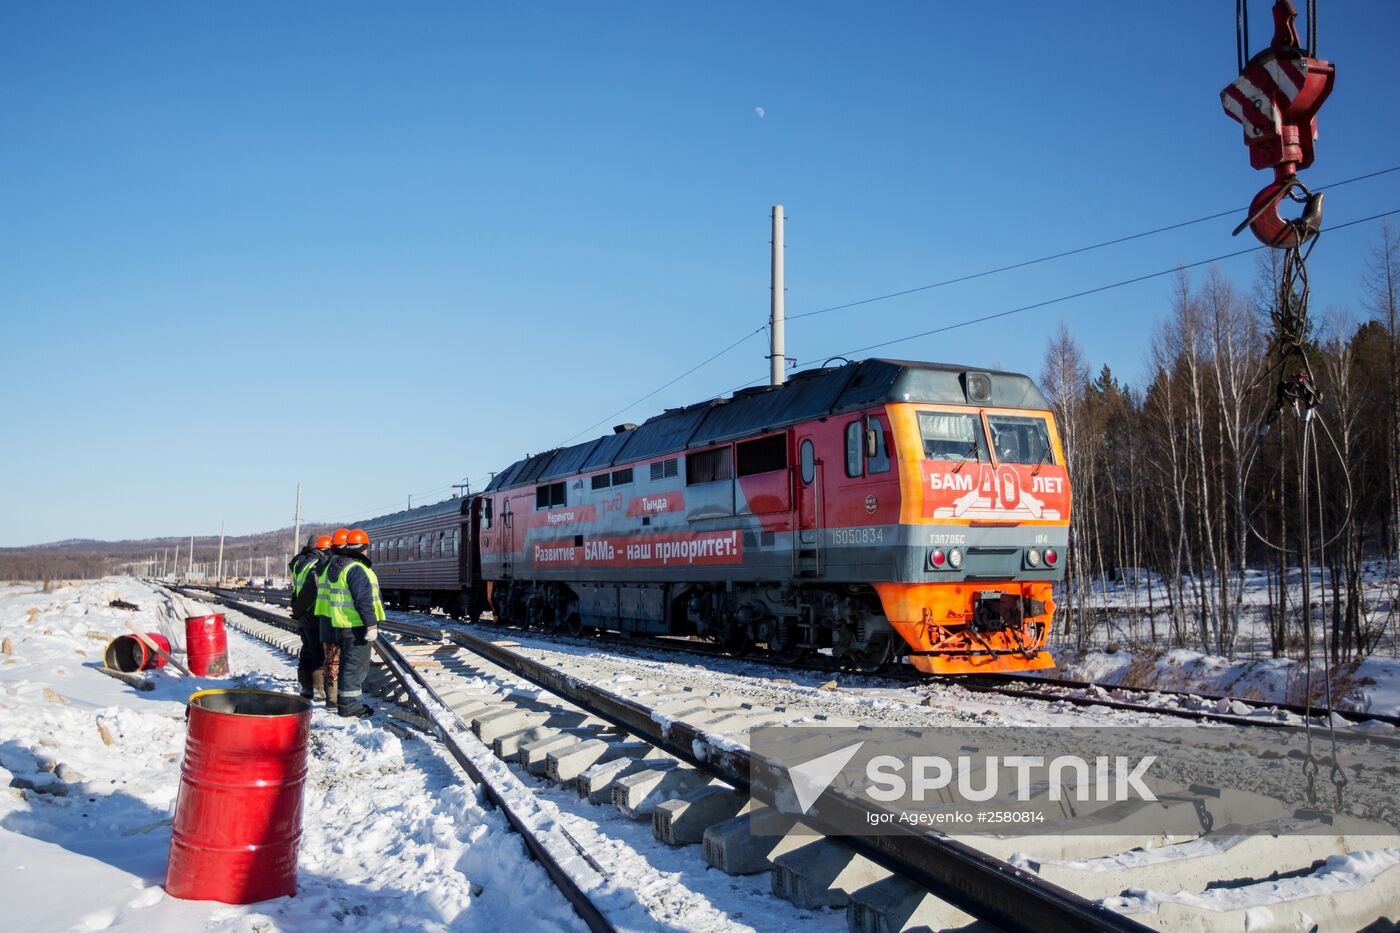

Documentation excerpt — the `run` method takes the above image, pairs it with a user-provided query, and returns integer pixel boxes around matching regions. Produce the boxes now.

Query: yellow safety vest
[291,554,317,598]
[322,559,386,629]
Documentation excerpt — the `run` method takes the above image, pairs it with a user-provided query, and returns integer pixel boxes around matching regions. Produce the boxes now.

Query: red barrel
[103,632,171,672]
[185,614,229,676]
[165,689,311,904]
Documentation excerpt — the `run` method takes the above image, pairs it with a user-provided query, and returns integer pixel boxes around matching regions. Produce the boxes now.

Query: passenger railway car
[356,358,1070,674]
[359,498,465,614]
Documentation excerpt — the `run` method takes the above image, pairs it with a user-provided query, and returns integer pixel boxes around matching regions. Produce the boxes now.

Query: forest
[1042,223,1400,664]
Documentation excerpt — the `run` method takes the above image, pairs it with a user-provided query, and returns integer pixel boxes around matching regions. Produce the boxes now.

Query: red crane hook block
[1220,0,1335,248]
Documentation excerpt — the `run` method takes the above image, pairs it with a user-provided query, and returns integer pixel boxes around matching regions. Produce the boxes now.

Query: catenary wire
[560,166,1399,441]
[718,207,1399,396]
[784,165,1400,324]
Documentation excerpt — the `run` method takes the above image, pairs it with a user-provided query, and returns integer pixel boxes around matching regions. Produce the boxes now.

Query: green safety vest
[291,554,317,598]
[320,558,386,629]
[311,555,335,620]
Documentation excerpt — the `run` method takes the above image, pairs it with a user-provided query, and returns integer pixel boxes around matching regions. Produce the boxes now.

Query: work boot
[339,704,373,720]
[324,645,340,708]
[310,669,327,702]
[297,667,314,700]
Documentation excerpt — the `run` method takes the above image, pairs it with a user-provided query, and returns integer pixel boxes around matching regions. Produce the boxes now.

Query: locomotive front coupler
[971,591,1047,634]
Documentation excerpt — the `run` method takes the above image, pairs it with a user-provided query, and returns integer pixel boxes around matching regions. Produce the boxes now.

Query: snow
[1107,848,1400,915]
[1044,645,1400,718]
[0,578,581,932]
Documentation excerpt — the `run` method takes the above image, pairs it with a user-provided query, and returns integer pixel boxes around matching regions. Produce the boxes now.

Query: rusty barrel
[165,689,311,903]
[103,632,170,672]
[185,613,229,676]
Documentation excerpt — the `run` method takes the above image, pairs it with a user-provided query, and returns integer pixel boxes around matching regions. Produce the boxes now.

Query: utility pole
[187,535,194,577]
[293,482,302,554]
[216,521,225,585]
[408,494,413,510]
[769,204,786,386]
[453,479,471,498]
[172,542,180,581]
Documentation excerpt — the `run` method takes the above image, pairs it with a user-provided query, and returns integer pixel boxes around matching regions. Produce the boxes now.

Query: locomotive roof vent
[612,423,637,433]
[962,371,993,404]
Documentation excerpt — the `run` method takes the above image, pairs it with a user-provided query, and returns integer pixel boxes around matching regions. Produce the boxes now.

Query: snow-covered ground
[1045,645,1400,717]
[0,578,581,932]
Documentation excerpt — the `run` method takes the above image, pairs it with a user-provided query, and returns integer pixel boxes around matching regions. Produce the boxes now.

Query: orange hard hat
[347,528,370,546]
[332,528,350,546]
[314,535,333,549]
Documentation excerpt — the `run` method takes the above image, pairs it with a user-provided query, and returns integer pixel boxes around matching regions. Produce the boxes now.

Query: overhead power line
[785,164,1400,323]
[557,326,768,445]
[786,207,1400,375]
[558,166,1400,449]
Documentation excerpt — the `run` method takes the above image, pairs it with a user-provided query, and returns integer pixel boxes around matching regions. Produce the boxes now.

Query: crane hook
[1221,0,1335,249]
[1233,173,1324,248]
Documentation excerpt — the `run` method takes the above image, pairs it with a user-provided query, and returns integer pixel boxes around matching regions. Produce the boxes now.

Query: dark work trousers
[295,618,325,698]
[335,627,372,716]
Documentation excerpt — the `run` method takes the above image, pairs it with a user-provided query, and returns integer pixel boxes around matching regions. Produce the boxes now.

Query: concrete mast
[769,205,786,386]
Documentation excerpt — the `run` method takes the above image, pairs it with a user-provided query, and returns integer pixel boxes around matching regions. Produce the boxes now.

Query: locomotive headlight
[1026,547,1042,568]
[948,547,964,569]
[929,548,946,569]
[1045,547,1058,566]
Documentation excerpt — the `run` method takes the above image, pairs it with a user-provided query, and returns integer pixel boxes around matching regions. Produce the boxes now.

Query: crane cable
[1234,0,1347,811]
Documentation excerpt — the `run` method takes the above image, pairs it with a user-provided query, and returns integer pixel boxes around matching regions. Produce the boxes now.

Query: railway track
[200,584,1400,732]
[178,585,1400,932]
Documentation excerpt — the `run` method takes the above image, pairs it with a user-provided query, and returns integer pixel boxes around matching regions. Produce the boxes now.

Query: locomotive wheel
[563,610,585,637]
[770,621,808,665]
[724,627,753,656]
[844,635,894,674]
[771,641,809,665]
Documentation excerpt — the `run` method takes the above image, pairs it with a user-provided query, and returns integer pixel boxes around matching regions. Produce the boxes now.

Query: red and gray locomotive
[359,358,1070,674]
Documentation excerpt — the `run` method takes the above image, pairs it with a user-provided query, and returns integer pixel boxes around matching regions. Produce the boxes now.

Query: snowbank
[0,578,581,932]
[1045,644,1400,717]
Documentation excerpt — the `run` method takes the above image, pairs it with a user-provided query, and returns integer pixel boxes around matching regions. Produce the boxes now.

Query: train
[354,358,1070,674]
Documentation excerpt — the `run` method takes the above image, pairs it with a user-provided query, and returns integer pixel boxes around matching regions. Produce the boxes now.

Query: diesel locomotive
[358,358,1070,674]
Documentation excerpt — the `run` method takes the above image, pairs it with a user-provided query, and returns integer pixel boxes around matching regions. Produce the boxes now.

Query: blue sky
[3,1,1399,545]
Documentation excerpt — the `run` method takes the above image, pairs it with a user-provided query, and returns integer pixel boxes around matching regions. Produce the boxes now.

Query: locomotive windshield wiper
[1031,446,1053,476]
[952,442,979,473]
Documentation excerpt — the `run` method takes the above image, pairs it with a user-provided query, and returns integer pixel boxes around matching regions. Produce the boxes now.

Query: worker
[314,528,350,708]
[317,527,384,718]
[288,533,332,701]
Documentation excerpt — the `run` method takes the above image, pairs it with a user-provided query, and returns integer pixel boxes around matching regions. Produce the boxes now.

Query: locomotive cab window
[536,482,567,509]
[482,499,493,529]
[867,419,890,473]
[918,411,988,463]
[987,415,1055,465]
[799,439,815,484]
[845,418,891,476]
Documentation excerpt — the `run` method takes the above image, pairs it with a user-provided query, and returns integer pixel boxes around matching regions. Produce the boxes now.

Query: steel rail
[170,587,617,933]
[191,584,1399,731]
[435,625,1152,933]
[189,585,1148,932]
[371,636,617,933]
